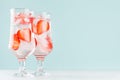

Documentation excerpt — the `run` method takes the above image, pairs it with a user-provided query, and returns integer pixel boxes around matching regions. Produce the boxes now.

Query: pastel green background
[0,0,120,70]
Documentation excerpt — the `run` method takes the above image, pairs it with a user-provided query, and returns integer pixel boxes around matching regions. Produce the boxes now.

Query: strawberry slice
[43,21,50,32]
[12,34,20,50]
[31,23,37,34]
[38,35,53,52]
[29,17,34,24]
[32,20,50,35]
[46,35,53,50]
[17,28,31,42]
[34,38,37,46]
[35,20,43,35]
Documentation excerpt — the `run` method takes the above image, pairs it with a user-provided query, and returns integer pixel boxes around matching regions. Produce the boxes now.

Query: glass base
[33,71,50,77]
[14,60,34,77]
[14,71,34,77]
[14,65,34,77]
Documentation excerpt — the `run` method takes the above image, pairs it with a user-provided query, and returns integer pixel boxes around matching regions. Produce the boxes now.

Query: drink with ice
[9,8,35,77]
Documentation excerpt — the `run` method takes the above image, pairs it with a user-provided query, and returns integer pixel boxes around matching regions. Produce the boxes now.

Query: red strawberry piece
[32,20,50,35]
[12,34,20,50]
[34,38,37,46]
[31,23,37,34]
[46,35,53,50]
[17,28,31,42]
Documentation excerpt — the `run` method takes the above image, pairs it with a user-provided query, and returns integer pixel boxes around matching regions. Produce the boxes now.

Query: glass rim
[10,8,29,12]
[11,8,27,9]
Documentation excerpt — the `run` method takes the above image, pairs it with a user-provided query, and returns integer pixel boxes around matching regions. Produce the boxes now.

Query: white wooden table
[0,70,120,80]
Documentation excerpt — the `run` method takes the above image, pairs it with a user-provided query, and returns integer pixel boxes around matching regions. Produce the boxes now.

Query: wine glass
[31,12,53,76]
[8,8,35,77]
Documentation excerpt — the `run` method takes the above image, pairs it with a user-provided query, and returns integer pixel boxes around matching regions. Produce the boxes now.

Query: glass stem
[37,60,44,73]
[18,60,26,73]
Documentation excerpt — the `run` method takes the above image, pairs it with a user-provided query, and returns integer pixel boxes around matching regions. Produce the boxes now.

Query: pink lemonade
[32,14,53,61]
[9,9,35,61]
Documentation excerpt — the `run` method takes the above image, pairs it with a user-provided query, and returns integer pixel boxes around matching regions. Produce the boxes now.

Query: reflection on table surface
[1,70,120,80]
